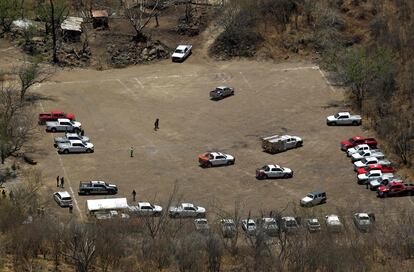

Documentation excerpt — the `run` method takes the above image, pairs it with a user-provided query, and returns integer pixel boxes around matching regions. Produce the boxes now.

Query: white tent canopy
[86,198,128,214]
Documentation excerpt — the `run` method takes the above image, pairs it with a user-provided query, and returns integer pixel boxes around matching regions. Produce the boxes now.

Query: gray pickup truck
[78,180,118,195]
[46,118,82,133]
[326,112,361,126]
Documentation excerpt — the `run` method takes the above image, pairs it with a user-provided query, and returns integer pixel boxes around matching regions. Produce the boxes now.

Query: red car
[357,164,395,175]
[377,181,414,198]
[340,136,377,151]
[38,110,76,125]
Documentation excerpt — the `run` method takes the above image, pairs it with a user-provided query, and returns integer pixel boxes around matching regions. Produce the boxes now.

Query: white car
[326,112,361,126]
[351,150,385,162]
[256,164,293,179]
[46,118,82,133]
[53,191,72,207]
[347,144,377,157]
[198,151,235,167]
[169,203,206,218]
[171,44,192,62]
[241,219,257,235]
[128,202,163,216]
[353,213,374,232]
[256,217,279,236]
[353,157,391,170]
[357,170,393,185]
[57,140,94,154]
[280,216,299,233]
[325,214,343,233]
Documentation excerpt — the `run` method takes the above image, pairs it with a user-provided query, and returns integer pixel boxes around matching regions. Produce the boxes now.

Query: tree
[0,0,21,33]
[36,0,68,63]
[16,61,51,102]
[0,80,36,164]
[123,0,161,42]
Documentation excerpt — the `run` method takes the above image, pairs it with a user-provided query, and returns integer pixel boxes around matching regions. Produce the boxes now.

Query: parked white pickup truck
[171,44,192,62]
[351,150,385,162]
[357,170,394,184]
[54,133,90,147]
[57,140,94,154]
[353,157,392,170]
[347,144,379,157]
[46,118,82,133]
[326,112,361,126]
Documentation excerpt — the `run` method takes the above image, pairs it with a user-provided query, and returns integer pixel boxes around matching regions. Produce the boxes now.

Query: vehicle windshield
[309,221,319,226]
[306,194,314,199]
[361,158,368,164]
[286,220,297,227]
[70,120,75,125]
[348,138,355,143]
[334,113,339,118]
[199,220,207,225]
[358,150,365,155]
[175,49,183,53]
[247,222,255,226]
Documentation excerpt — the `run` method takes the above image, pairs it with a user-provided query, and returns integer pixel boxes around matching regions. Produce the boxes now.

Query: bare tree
[16,61,52,102]
[123,0,160,42]
[0,0,21,33]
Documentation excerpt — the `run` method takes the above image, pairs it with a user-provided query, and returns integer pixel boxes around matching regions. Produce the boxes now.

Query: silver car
[54,133,90,147]
[53,191,72,207]
[210,86,235,100]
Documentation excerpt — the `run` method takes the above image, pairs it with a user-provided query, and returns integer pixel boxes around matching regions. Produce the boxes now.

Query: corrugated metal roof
[92,10,108,18]
[61,16,84,32]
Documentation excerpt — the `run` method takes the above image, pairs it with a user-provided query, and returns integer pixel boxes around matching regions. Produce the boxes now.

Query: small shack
[86,198,128,216]
[61,16,84,42]
[92,10,109,29]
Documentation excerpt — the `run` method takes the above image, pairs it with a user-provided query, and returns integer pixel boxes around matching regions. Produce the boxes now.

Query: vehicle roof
[355,144,369,148]
[209,152,224,157]
[138,202,151,206]
[221,219,235,224]
[261,217,276,223]
[282,216,296,221]
[181,203,195,207]
[326,214,340,221]
[216,86,230,89]
[368,164,381,168]
[368,170,382,175]
[176,45,189,50]
[55,191,71,198]
[355,213,369,218]
[268,164,281,168]
[195,218,208,223]
[307,218,319,223]
[244,219,255,223]
[90,180,106,184]
[69,140,84,144]
[57,118,71,122]
[337,112,350,115]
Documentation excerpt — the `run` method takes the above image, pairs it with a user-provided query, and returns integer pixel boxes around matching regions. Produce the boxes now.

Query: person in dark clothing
[56,175,60,187]
[80,129,85,136]
[69,204,73,213]
[130,147,134,158]
[132,190,136,202]
[9,190,13,199]
[154,118,159,131]
[60,177,64,188]
[2,190,6,198]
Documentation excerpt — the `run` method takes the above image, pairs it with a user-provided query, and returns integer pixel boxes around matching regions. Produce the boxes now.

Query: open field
[30,57,414,221]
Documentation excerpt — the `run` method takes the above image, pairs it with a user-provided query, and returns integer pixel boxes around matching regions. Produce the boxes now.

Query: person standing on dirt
[80,129,85,136]
[60,177,64,188]
[2,190,6,198]
[130,147,134,158]
[132,190,136,202]
[69,204,73,214]
[9,190,13,200]
[56,175,60,187]
[154,118,159,131]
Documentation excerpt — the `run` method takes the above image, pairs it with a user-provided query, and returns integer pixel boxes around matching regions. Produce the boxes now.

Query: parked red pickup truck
[377,181,414,198]
[340,136,377,151]
[357,164,395,175]
[38,110,75,125]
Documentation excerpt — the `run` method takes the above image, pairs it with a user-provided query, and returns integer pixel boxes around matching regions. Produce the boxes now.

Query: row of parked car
[38,110,95,154]
[340,136,414,197]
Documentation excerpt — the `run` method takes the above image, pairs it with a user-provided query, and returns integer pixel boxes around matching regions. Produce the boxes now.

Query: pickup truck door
[93,184,106,194]
[183,206,196,216]
[270,167,282,178]
[286,138,296,149]
[71,143,84,152]
[140,206,153,216]
[214,155,227,165]
[59,121,72,131]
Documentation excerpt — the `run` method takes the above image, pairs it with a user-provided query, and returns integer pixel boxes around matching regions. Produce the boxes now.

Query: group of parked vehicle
[340,136,414,198]
[38,110,94,154]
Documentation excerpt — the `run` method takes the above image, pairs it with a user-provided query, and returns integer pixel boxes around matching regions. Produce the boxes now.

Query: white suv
[53,191,73,207]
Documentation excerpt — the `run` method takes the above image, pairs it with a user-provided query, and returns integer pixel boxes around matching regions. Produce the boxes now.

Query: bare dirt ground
[27,53,414,221]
